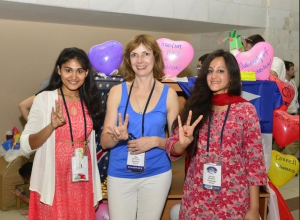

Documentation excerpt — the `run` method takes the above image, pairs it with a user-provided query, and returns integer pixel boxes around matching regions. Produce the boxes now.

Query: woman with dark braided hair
[20,47,103,220]
[166,49,267,220]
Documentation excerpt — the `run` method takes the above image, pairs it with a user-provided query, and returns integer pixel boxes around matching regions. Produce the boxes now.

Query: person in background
[12,162,33,215]
[166,49,267,219]
[284,61,299,116]
[18,96,35,121]
[197,53,210,70]
[20,47,103,220]
[243,34,265,51]
[100,34,179,220]
[244,34,286,81]
[273,61,299,156]
[18,77,50,121]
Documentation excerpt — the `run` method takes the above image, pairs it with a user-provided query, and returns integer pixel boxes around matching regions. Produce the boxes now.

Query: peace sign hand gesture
[107,113,129,142]
[178,110,203,149]
[51,99,66,129]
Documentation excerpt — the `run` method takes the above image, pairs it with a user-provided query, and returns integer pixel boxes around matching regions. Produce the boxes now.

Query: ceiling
[0,1,255,34]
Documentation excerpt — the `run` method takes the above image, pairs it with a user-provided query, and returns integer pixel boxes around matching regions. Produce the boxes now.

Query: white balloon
[169,203,181,220]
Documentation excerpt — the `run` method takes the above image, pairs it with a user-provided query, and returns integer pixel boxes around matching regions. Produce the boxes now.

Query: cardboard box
[0,156,32,211]
[15,183,30,209]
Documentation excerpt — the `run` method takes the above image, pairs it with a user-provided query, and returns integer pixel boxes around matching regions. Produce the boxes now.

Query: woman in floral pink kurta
[167,102,267,219]
[166,50,267,220]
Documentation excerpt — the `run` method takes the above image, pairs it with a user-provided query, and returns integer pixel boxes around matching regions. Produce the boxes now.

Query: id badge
[126,152,145,173]
[203,163,222,191]
[71,148,89,182]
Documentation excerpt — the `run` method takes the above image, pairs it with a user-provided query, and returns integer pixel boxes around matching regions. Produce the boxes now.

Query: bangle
[111,134,120,143]
[171,142,186,156]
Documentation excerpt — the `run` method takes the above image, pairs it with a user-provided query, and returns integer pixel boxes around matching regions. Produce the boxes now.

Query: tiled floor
[0,207,28,220]
[278,176,299,219]
[0,175,298,219]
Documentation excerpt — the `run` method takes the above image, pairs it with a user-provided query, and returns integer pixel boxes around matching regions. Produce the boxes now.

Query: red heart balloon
[269,75,295,111]
[273,110,299,147]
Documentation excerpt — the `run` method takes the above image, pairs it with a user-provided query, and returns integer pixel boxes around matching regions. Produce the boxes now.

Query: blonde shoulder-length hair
[122,34,165,82]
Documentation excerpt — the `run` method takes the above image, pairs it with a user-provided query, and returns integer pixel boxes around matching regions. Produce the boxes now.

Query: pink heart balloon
[157,38,194,77]
[235,42,274,80]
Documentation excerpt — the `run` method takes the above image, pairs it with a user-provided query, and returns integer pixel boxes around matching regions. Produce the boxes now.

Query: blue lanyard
[123,80,156,137]
[206,104,231,157]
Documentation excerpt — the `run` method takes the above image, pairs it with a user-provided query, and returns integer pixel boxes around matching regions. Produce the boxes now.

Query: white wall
[4,0,266,27]
[190,0,299,86]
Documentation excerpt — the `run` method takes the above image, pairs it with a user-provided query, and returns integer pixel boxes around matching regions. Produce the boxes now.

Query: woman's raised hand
[178,110,203,148]
[51,99,66,129]
[107,113,129,142]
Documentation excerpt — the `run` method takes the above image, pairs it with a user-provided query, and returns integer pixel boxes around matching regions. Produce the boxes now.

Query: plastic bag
[1,139,28,163]
[0,145,6,157]
[4,149,23,163]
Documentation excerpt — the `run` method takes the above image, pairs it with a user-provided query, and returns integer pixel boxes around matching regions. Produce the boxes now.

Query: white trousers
[107,170,172,220]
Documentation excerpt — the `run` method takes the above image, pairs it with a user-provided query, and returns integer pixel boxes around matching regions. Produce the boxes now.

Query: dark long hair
[19,162,33,180]
[172,49,242,157]
[43,47,102,131]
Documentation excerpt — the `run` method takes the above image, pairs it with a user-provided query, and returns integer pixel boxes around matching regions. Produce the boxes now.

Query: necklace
[133,89,146,114]
[124,80,156,137]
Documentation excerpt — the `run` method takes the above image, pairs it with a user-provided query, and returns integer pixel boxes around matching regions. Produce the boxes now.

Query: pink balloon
[235,42,274,80]
[95,203,109,220]
[157,38,194,77]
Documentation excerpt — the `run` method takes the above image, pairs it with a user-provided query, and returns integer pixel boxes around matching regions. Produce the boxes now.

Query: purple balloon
[88,40,123,75]
[95,203,109,220]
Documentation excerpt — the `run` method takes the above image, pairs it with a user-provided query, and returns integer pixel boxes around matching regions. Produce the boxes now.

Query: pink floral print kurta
[166,102,267,220]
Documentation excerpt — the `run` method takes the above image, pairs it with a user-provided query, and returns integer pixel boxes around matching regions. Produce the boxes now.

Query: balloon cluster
[88,38,195,78]
[226,30,299,149]
[269,75,299,149]
[225,29,299,187]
